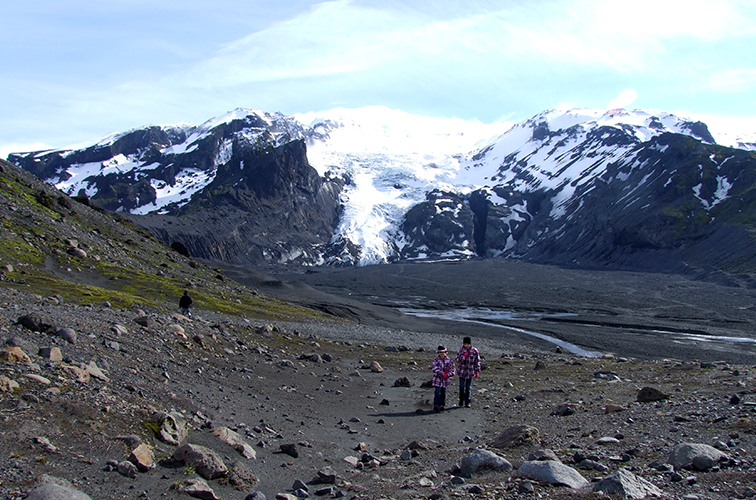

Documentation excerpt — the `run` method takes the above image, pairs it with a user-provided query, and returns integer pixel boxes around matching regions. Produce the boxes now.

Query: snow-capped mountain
[9,106,756,273]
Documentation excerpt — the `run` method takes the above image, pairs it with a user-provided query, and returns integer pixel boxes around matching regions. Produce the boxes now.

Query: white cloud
[2,0,756,153]
[1,142,52,160]
[708,68,756,93]
[606,89,638,110]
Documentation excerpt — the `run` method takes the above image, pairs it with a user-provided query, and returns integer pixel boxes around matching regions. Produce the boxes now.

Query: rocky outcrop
[130,139,344,267]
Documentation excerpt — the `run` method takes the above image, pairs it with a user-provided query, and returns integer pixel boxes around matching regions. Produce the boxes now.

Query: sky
[2,0,756,158]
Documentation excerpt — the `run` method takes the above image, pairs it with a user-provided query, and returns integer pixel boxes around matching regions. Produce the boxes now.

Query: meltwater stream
[399,307,604,357]
[400,306,756,358]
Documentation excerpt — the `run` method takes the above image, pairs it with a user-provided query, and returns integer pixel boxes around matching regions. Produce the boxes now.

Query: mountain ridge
[8,106,756,273]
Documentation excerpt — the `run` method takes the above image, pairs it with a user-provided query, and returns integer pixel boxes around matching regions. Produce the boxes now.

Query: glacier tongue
[297,106,511,265]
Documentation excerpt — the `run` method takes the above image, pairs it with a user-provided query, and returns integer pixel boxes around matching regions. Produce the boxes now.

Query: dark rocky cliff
[130,139,344,267]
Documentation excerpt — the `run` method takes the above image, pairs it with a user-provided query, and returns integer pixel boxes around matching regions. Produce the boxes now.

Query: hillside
[0,158,323,321]
[3,158,756,500]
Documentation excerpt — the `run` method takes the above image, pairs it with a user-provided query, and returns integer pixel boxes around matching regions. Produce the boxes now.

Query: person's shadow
[373,406,462,417]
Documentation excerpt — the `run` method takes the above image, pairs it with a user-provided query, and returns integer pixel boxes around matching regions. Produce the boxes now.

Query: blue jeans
[433,386,446,409]
[459,377,472,405]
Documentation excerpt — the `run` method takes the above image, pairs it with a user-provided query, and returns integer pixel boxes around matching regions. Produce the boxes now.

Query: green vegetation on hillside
[0,159,325,321]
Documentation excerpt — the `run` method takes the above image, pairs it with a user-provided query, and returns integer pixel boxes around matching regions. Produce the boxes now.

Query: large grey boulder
[173,443,228,480]
[592,468,665,499]
[667,442,728,471]
[25,483,92,500]
[517,460,589,489]
[459,449,513,477]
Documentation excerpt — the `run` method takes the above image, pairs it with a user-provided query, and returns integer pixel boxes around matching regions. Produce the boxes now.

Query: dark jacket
[179,293,193,309]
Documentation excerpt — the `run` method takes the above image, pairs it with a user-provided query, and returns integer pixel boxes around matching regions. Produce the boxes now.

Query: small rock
[490,424,540,449]
[637,386,669,402]
[129,443,155,471]
[59,364,90,383]
[56,328,77,344]
[0,376,20,392]
[211,427,257,460]
[38,347,62,362]
[552,403,576,416]
[154,411,188,445]
[316,467,337,484]
[596,437,621,445]
[24,374,51,385]
[111,324,129,336]
[1,346,31,363]
[518,480,535,494]
[393,377,411,387]
[133,316,150,327]
[280,443,299,458]
[181,478,221,500]
[117,460,138,478]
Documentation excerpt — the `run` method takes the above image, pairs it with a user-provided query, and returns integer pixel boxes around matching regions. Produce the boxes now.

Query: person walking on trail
[456,336,481,408]
[179,290,193,317]
[432,345,455,412]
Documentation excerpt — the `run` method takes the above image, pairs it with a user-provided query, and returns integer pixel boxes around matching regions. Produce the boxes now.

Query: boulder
[517,460,589,489]
[552,403,576,416]
[1,346,31,363]
[637,387,669,402]
[38,347,63,362]
[393,377,411,387]
[0,376,20,392]
[16,313,56,333]
[459,449,513,477]
[180,478,221,500]
[59,364,90,383]
[55,328,77,344]
[490,424,540,449]
[173,443,228,480]
[129,443,156,471]
[280,443,298,458]
[211,427,256,459]
[527,449,560,462]
[155,411,188,445]
[592,468,665,499]
[25,482,92,500]
[667,442,728,471]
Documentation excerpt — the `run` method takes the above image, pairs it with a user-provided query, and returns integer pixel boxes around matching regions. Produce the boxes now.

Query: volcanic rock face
[132,139,344,266]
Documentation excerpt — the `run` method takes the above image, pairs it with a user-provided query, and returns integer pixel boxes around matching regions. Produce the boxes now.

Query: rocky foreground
[2,286,756,500]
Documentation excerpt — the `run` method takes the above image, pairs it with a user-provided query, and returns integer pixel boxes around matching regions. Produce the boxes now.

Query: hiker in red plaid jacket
[432,345,455,412]
[455,336,481,407]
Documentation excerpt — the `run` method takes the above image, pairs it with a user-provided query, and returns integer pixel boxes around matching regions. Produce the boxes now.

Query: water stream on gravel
[398,306,603,357]
[399,306,756,358]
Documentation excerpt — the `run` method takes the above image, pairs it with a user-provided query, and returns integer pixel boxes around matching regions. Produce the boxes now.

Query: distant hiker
[456,336,481,408]
[432,345,455,412]
[179,290,193,317]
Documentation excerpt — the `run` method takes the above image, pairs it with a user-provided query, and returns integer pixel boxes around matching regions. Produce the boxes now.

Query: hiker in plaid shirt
[432,345,455,412]
[455,336,481,407]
